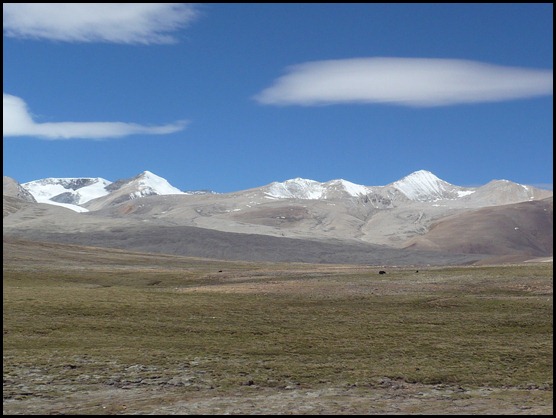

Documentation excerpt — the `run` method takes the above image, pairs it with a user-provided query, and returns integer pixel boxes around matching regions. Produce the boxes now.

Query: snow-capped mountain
[20,171,185,212]
[4,169,552,264]
[82,171,186,211]
[22,177,112,206]
[264,178,371,200]
[260,170,549,205]
[263,170,472,203]
[13,169,552,214]
[105,171,183,198]
[389,170,475,202]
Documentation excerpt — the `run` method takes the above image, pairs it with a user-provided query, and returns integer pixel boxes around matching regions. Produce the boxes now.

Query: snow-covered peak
[327,179,370,197]
[265,178,371,199]
[266,178,325,199]
[20,171,186,212]
[22,177,112,205]
[134,171,184,196]
[390,170,464,201]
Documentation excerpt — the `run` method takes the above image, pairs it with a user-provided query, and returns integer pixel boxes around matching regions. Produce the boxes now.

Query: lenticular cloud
[254,58,553,107]
[2,3,198,44]
[3,93,188,140]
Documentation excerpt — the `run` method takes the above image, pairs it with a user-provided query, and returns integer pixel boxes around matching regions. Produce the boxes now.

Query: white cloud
[3,3,198,44]
[3,93,188,140]
[254,58,553,107]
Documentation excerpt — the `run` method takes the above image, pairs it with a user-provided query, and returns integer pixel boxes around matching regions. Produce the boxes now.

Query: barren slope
[404,197,553,261]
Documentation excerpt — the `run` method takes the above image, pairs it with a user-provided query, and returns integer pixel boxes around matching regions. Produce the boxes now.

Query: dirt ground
[3,380,552,415]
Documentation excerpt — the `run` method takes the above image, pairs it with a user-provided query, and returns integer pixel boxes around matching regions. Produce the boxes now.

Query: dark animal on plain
[379,270,386,275]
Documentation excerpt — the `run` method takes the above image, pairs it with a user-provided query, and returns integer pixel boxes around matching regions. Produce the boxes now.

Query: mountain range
[3,170,553,266]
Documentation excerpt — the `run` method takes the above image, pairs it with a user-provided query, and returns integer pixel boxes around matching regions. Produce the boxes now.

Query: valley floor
[3,239,553,415]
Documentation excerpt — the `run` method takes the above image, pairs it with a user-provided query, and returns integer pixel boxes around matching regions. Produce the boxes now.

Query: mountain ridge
[11,169,552,213]
[3,169,552,266]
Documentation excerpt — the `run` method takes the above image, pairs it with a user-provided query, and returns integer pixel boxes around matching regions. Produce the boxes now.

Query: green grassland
[3,240,553,413]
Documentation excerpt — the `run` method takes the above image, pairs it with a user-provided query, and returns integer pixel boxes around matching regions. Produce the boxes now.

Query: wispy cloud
[254,58,553,107]
[2,3,198,44]
[3,93,188,140]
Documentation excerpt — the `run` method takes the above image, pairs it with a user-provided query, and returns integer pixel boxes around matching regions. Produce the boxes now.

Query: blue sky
[3,3,553,192]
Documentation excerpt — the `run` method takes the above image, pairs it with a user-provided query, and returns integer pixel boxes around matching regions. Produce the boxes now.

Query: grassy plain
[3,238,553,414]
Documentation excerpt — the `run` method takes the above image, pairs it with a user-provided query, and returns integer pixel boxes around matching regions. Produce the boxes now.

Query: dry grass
[3,238,553,414]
